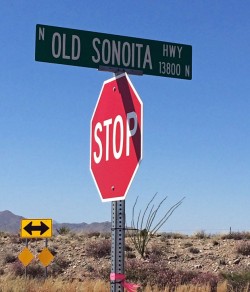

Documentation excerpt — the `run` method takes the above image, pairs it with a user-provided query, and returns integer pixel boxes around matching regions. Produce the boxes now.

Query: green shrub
[128,194,185,259]
[56,226,70,235]
[221,270,250,291]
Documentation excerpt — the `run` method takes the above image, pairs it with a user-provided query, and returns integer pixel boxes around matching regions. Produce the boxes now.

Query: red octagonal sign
[90,73,143,202]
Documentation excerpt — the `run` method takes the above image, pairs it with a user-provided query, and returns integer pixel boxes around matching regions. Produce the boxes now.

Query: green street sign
[35,24,192,80]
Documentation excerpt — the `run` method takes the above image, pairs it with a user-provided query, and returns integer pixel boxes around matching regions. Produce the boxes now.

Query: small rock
[194,264,202,269]
[218,258,226,265]
[233,258,240,264]
[168,255,177,260]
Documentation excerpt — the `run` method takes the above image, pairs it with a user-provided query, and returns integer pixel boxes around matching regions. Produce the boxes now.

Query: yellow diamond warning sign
[20,219,52,238]
[18,247,34,266]
[38,248,54,267]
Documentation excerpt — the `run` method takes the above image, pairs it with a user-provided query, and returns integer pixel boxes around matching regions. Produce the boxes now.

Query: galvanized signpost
[35,24,192,291]
[110,200,125,291]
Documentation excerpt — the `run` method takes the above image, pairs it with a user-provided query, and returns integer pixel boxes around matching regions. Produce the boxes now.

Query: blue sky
[1,1,249,234]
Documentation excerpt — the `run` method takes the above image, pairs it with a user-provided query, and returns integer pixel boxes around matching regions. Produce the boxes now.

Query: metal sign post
[25,238,28,278]
[45,238,48,278]
[111,200,125,292]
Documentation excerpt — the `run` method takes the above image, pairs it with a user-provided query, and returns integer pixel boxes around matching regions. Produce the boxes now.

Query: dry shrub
[193,230,209,239]
[189,247,200,254]
[175,284,211,292]
[0,275,246,292]
[147,244,164,263]
[236,241,250,256]
[160,232,186,240]
[50,255,71,276]
[85,239,111,259]
[221,231,250,240]
[0,276,110,292]
[12,261,45,279]
[11,261,24,277]
[125,258,220,291]
[4,253,16,264]
[190,272,219,291]
[182,242,193,248]
[140,282,227,292]
[87,232,100,238]
[9,234,23,244]
[217,281,228,292]
[27,263,45,278]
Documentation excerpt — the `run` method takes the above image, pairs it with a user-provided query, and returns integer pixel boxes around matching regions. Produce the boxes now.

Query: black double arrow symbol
[24,221,49,235]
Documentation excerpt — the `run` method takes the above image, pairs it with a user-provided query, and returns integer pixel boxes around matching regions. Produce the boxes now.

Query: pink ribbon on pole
[110,273,140,292]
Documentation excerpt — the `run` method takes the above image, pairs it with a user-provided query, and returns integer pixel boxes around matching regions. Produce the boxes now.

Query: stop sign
[90,73,143,202]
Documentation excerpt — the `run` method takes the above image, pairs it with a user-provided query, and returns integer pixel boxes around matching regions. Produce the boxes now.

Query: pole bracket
[98,65,143,76]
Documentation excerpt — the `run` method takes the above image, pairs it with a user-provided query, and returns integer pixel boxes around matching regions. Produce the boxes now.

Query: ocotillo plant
[128,193,185,259]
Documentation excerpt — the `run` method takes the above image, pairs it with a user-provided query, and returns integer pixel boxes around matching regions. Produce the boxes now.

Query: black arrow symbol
[24,221,49,235]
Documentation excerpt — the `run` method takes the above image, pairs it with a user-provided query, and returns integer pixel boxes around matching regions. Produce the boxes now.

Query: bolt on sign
[35,24,192,80]
[20,219,52,238]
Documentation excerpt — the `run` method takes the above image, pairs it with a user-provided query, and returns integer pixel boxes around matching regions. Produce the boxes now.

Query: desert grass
[0,275,239,292]
[144,282,228,292]
[0,275,109,292]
